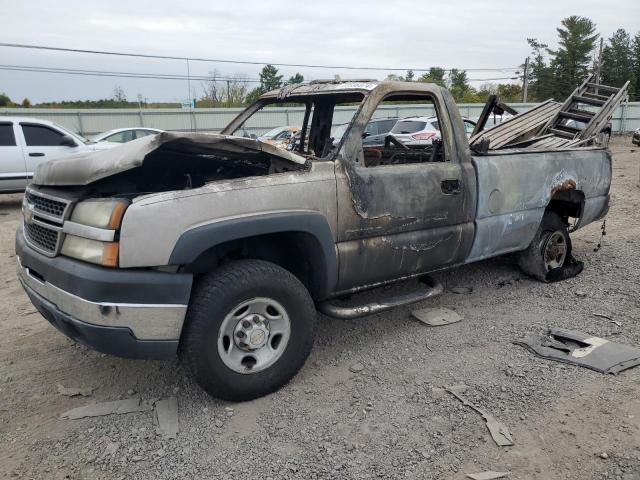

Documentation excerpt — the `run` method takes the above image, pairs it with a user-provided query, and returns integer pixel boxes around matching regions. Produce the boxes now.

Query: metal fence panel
[2,102,639,136]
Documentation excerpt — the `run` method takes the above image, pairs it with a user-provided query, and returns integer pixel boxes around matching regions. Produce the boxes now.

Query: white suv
[390,116,476,146]
[0,117,115,193]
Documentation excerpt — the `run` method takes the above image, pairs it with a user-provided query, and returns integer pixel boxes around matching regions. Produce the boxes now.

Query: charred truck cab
[16,80,614,401]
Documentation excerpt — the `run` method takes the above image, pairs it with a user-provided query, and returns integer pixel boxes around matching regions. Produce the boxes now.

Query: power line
[0,65,262,82]
[0,64,521,84]
[0,42,522,73]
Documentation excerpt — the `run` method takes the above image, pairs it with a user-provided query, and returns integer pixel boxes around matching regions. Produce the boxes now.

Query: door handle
[441,179,461,194]
[29,152,45,157]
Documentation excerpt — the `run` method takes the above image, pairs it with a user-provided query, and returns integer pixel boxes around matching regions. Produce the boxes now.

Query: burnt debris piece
[515,328,640,374]
[470,74,629,152]
[411,307,463,326]
[446,388,514,447]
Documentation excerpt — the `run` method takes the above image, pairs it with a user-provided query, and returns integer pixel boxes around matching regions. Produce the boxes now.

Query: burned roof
[261,80,444,100]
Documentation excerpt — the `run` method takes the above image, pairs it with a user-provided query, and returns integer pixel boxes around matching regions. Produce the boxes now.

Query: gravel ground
[1,136,639,480]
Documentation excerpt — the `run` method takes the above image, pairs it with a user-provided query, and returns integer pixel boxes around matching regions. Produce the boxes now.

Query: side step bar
[318,276,444,319]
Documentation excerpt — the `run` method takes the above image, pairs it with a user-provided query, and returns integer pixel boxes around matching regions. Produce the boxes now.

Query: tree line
[2,15,638,109]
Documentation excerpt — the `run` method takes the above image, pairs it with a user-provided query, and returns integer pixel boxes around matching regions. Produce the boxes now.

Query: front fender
[168,210,338,297]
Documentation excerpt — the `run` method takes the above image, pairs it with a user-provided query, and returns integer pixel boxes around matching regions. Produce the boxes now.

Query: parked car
[0,117,115,193]
[89,127,163,144]
[390,116,476,146]
[257,126,300,148]
[633,128,640,145]
[332,118,400,148]
[17,80,610,402]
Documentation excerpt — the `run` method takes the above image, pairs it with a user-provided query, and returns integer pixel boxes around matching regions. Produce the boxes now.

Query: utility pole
[226,80,231,107]
[522,57,529,103]
[595,37,604,90]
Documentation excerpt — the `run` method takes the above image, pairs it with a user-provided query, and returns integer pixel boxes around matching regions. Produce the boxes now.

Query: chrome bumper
[17,257,187,341]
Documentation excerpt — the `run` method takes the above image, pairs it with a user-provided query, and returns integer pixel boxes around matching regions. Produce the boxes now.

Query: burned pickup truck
[16,78,624,401]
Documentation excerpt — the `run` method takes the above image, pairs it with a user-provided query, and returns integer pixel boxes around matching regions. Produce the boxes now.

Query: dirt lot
[1,136,640,480]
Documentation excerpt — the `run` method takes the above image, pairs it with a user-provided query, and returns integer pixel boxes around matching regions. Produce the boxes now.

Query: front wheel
[518,211,579,282]
[181,259,317,401]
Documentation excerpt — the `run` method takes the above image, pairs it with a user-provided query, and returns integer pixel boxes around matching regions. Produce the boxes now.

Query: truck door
[0,121,28,192]
[334,89,477,291]
[20,122,81,177]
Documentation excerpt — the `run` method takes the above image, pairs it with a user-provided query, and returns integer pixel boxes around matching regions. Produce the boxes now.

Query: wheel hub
[543,231,567,271]
[217,297,291,374]
[234,314,270,351]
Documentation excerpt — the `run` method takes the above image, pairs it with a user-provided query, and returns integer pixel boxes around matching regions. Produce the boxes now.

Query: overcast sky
[1,0,639,103]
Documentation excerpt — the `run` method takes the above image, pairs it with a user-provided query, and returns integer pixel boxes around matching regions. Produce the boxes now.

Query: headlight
[61,236,120,267]
[69,198,129,229]
[61,198,129,267]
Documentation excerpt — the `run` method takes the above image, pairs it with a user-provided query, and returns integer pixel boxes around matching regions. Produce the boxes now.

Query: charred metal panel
[119,161,337,267]
[333,83,477,290]
[337,223,473,289]
[467,148,611,262]
[577,194,609,228]
[33,132,308,187]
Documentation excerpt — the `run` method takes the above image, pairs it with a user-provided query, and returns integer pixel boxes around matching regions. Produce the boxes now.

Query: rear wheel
[518,211,572,282]
[181,259,317,401]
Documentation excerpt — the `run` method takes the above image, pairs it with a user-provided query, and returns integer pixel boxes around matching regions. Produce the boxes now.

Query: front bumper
[16,228,193,359]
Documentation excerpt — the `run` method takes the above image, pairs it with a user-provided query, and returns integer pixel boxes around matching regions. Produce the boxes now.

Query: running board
[318,276,444,319]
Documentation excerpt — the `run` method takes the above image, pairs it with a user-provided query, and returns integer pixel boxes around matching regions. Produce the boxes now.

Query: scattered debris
[154,397,179,439]
[411,307,463,326]
[61,398,152,419]
[600,452,609,459]
[515,328,640,374]
[446,388,514,447]
[349,363,365,373]
[575,290,588,298]
[57,384,94,397]
[592,312,613,321]
[466,472,510,480]
[450,286,473,294]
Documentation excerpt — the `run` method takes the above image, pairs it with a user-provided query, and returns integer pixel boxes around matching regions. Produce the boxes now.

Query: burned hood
[33,132,308,186]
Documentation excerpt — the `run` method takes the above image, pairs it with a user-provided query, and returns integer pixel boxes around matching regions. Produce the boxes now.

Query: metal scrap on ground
[515,328,640,374]
[411,307,463,326]
[57,384,94,397]
[466,471,510,480]
[446,388,514,447]
[154,396,179,439]
[61,398,152,419]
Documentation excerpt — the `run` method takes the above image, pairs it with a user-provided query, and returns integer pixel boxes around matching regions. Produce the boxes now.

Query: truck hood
[33,132,308,186]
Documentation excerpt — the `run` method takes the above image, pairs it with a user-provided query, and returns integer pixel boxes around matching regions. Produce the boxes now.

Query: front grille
[25,192,66,219]
[24,221,59,254]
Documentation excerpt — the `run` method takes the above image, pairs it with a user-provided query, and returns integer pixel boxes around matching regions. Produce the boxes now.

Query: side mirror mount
[60,135,77,147]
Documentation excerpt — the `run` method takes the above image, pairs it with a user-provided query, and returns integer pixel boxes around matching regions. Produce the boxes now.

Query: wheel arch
[546,187,585,223]
[169,211,337,300]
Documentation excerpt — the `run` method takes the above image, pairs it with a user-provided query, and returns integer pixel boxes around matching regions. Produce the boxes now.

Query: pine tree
[548,16,599,98]
[601,29,635,97]
[632,32,640,101]
[526,38,555,101]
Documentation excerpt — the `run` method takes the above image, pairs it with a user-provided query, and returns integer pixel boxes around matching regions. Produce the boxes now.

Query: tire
[181,259,317,401]
[518,211,572,282]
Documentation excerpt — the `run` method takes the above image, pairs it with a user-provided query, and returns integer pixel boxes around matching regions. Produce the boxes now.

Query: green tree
[287,73,304,84]
[631,32,640,101]
[245,65,284,105]
[418,67,446,86]
[601,29,636,98]
[449,69,472,101]
[21,98,31,108]
[112,85,127,102]
[405,69,415,81]
[259,64,283,91]
[548,16,599,98]
[0,92,13,107]
[526,38,555,101]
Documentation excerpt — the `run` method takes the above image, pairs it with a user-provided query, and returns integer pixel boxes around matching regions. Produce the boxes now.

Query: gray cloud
[1,0,638,102]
